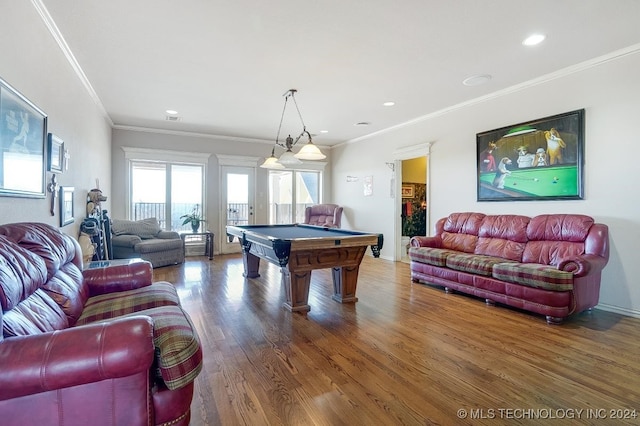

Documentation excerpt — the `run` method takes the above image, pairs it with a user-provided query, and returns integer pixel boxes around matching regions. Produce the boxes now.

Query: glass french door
[130,161,204,231]
[268,169,321,224]
[220,166,255,253]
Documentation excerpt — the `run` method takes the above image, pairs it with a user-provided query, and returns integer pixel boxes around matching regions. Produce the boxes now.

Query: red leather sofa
[409,212,609,324]
[0,223,202,426]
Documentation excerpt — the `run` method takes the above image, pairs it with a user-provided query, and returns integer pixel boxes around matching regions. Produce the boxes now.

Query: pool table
[226,224,384,312]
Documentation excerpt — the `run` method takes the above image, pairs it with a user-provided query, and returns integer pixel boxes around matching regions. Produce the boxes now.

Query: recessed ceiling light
[383,101,395,107]
[319,130,329,134]
[354,121,371,126]
[165,109,178,115]
[462,74,492,86]
[522,34,546,46]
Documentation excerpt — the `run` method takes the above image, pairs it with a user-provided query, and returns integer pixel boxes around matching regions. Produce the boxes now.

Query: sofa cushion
[492,263,574,291]
[0,223,79,281]
[408,247,459,267]
[111,234,143,248]
[443,212,486,234]
[527,214,594,242]
[445,253,515,276]
[2,289,69,337]
[76,281,181,325]
[522,241,586,267]
[522,214,592,265]
[135,238,184,254]
[112,218,161,239]
[0,235,48,311]
[440,212,485,253]
[475,215,530,261]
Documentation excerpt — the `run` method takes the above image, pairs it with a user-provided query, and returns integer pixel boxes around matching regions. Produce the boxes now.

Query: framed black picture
[48,133,64,173]
[60,186,74,226]
[0,77,47,198]
[477,109,584,201]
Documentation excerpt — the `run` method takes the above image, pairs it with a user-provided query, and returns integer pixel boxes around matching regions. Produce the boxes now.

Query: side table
[179,231,214,260]
[83,258,145,270]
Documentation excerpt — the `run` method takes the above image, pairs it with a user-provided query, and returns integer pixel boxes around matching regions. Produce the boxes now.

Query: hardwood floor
[154,254,640,425]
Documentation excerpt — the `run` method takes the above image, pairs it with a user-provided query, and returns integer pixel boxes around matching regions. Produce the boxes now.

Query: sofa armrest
[83,260,153,296]
[410,236,442,248]
[111,234,142,248]
[558,254,607,278]
[0,316,154,401]
[157,230,180,239]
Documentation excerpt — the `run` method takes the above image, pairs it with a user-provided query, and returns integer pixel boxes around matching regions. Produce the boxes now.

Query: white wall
[0,3,112,236]
[332,48,640,316]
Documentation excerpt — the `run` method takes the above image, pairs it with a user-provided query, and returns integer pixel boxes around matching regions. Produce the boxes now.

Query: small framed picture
[60,186,74,226]
[48,133,64,173]
[401,184,414,198]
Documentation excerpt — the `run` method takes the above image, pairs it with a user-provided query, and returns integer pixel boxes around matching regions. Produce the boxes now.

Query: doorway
[393,143,432,262]
[399,157,427,262]
[220,166,255,254]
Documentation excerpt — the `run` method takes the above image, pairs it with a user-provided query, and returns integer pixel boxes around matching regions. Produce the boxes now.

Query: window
[124,147,209,231]
[268,169,321,224]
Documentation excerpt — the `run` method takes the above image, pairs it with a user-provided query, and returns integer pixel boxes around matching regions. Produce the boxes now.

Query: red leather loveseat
[0,222,202,426]
[409,213,609,324]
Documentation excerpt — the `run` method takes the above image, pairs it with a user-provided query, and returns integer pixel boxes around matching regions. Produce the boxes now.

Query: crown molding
[32,0,113,125]
[340,43,640,148]
[121,146,211,164]
[113,124,272,145]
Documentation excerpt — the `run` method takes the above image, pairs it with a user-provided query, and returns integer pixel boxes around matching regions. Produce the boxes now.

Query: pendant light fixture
[260,89,326,169]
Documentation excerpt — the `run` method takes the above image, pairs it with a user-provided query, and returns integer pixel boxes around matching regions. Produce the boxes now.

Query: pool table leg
[331,266,360,304]
[281,267,311,312]
[242,251,261,278]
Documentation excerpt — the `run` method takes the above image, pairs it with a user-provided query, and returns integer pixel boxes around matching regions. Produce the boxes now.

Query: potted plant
[180,204,206,233]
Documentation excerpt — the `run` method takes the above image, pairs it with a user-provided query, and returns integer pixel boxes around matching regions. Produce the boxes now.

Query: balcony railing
[132,202,317,230]
[133,202,197,231]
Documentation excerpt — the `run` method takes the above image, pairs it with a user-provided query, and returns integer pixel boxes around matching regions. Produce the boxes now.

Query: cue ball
[533,178,539,182]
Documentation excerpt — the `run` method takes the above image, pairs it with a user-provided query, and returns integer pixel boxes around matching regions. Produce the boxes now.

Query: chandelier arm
[274,95,290,149]
[290,92,307,130]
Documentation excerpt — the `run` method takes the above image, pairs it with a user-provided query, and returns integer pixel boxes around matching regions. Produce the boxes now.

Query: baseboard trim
[595,303,640,319]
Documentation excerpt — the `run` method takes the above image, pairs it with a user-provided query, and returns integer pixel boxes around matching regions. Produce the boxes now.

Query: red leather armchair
[0,223,202,426]
[304,204,343,228]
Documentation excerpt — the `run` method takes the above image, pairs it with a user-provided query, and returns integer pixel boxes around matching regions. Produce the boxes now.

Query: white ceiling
[40,0,640,147]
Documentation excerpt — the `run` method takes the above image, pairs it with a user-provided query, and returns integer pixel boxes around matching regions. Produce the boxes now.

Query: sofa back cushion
[440,212,485,253]
[112,218,162,239]
[0,234,70,339]
[475,215,530,261]
[523,214,593,265]
[0,223,87,329]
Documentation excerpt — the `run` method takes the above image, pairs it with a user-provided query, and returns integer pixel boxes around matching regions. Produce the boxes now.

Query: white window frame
[122,147,210,229]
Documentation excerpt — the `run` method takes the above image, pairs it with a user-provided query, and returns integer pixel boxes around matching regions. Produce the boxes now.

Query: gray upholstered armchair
[303,204,343,228]
[110,218,185,267]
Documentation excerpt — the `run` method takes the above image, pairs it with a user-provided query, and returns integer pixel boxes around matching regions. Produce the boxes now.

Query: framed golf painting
[476,109,584,202]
